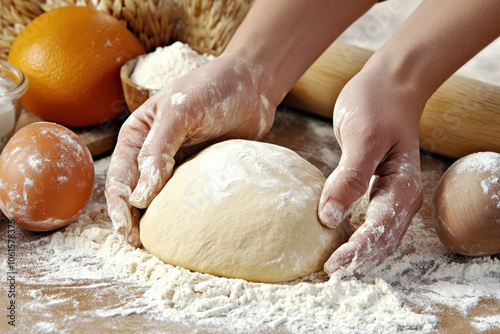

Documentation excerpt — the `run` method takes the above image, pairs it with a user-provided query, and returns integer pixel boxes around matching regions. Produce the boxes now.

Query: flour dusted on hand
[130,41,215,90]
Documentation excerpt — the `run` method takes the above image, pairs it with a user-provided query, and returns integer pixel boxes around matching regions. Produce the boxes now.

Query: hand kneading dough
[140,139,350,283]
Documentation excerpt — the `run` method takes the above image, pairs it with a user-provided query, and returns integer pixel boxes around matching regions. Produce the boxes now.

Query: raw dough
[140,140,350,283]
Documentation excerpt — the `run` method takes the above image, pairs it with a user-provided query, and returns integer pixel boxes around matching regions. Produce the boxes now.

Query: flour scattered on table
[27,209,435,332]
[13,157,435,334]
[472,316,500,332]
[13,119,500,333]
[15,153,498,333]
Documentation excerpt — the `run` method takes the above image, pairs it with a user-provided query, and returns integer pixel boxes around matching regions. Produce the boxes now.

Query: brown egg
[432,152,500,256]
[0,122,94,231]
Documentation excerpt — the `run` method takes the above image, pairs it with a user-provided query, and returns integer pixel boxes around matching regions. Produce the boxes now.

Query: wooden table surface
[1,105,499,333]
[15,108,126,158]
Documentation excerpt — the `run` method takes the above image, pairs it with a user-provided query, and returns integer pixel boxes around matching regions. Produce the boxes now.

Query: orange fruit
[7,6,145,127]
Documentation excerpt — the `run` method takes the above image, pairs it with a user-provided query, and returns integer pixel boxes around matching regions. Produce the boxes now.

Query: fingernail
[129,181,149,208]
[327,258,357,280]
[130,166,161,208]
[109,206,132,235]
[131,156,168,209]
[325,257,349,277]
[319,199,345,228]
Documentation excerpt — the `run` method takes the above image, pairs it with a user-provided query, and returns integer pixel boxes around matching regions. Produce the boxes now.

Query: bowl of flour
[120,41,217,112]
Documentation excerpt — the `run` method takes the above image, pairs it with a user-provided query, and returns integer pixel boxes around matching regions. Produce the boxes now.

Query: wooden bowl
[120,46,219,113]
[120,56,151,113]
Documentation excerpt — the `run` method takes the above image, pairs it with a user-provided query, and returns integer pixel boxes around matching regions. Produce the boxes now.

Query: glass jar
[0,60,28,153]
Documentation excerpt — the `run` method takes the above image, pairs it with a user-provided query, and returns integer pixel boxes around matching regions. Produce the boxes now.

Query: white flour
[454,152,500,175]
[130,41,215,91]
[21,167,436,333]
[453,152,500,208]
[15,136,499,333]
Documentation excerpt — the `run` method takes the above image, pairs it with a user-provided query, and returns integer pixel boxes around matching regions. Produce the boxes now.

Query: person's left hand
[105,52,282,247]
[317,66,426,278]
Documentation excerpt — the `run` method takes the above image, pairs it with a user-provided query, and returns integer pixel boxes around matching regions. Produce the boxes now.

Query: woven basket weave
[0,0,254,60]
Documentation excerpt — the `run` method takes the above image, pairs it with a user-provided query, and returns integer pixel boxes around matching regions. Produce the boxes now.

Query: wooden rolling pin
[284,41,500,159]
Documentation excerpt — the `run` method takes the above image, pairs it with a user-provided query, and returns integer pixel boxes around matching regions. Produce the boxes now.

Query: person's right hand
[105,52,283,247]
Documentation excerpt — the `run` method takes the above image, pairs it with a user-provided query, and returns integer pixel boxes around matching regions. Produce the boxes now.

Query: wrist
[220,47,289,107]
[365,0,500,104]
[363,49,432,109]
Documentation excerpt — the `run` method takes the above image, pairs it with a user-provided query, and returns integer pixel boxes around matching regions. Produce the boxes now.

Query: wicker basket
[0,0,254,60]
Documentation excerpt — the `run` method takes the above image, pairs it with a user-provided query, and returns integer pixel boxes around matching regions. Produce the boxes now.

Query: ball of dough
[432,152,500,256]
[140,139,350,283]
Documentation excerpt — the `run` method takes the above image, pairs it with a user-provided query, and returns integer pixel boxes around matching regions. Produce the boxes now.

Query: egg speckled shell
[432,152,500,256]
[0,122,94,231]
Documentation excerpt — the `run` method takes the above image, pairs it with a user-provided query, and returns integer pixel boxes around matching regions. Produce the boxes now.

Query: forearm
[224,0,378,102]
[366,0,500,104]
